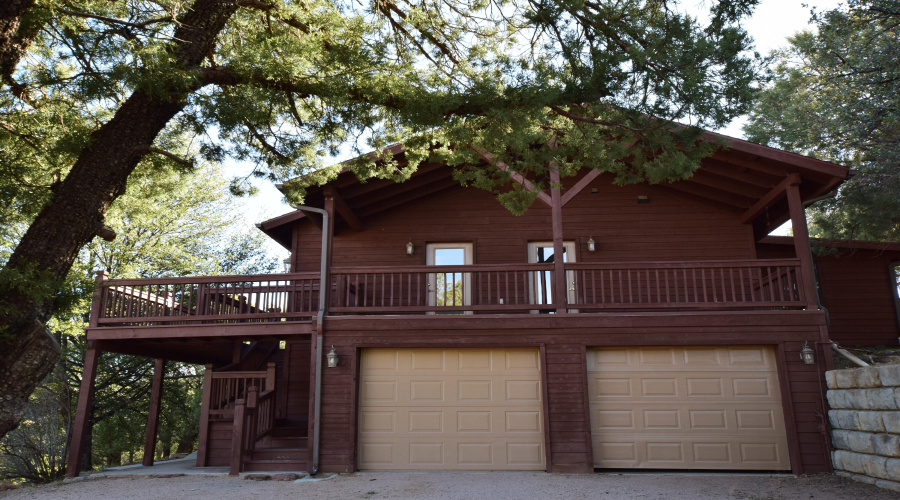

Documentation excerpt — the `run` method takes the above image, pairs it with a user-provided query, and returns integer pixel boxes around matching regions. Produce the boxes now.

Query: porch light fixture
[587,236,596,252]
[800,341,815,365]
[283,258,291,273]
[406,239,415,255]
[326,345,339,368]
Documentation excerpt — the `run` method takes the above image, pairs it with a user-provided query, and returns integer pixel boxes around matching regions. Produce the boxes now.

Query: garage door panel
[588,347,776,372]
[359,348,545,471]
[588,346,790,470]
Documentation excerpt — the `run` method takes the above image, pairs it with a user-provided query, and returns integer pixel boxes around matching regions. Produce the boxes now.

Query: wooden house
[65,132,900,477]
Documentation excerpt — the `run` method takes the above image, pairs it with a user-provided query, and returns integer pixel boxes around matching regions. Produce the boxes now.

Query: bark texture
[0,0,239,442]
[0,0,38,91]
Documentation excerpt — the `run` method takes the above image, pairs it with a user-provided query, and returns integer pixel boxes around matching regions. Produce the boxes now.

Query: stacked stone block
[826,364,900,492]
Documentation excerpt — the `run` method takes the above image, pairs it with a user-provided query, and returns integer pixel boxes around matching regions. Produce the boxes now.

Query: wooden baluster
[700,268,708,303]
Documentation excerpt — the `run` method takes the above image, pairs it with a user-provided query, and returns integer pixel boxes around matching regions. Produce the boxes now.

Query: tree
[1,162,278,482]
[743,0,899,242]
[0,0,764,440]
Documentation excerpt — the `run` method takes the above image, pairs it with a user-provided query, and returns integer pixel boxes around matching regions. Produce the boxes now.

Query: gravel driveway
[2,472,897,500]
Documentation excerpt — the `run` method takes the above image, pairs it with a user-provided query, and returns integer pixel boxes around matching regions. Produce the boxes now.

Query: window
[426,243,473,312]
[528,241,576,309]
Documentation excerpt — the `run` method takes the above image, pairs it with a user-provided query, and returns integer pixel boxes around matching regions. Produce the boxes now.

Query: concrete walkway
[93,452,231,476]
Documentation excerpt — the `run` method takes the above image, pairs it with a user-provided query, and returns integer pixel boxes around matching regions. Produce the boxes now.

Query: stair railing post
[265,362,276,391]
[230,398,246,475]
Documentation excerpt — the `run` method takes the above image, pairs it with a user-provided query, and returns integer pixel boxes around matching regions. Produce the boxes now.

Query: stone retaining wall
[826,364,900,492]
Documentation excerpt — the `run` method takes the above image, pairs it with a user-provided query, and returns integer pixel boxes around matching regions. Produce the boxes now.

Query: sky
[234,0,846,256]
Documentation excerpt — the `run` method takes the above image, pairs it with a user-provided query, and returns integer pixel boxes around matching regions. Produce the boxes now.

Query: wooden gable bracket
[560,169,602,207]
[323,186,363,231]
[471,146,552,207]
[739,173,801,225]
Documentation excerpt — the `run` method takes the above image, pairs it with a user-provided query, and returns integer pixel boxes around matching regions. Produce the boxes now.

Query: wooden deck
[89,258,808,329]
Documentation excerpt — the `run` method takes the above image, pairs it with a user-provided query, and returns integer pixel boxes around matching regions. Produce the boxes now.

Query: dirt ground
[2,471,897,500]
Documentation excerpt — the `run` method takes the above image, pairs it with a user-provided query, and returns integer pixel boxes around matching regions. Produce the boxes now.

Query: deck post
[785,180,820,308]
[230,398,246,475]
[89,271,109,327]
[196,363,214,467]
[550,164,568,313]
[66,341,101,478]
[265,362,276,390]
[142,358,166,466]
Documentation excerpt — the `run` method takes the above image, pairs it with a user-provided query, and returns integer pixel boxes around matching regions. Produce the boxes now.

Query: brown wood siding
[310,311,830,475]
[816,254,900,346]
[757,244,900,347]
[206,420,233,467]
[281,340,311,429]
[295,174,754,272]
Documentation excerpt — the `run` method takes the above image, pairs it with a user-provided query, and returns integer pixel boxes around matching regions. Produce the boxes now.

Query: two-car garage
[356,346,790,472]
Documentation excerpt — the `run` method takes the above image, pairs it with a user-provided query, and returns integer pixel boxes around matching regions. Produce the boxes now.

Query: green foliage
[744,1,900,242]
[2,0,764,219]
[0,161,278,482]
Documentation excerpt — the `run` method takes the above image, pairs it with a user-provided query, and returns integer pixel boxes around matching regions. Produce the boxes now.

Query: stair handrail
[229,385,277,475]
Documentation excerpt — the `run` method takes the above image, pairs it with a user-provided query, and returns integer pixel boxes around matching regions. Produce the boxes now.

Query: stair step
[251,447,307,461]
[268,437,307,448]
[242,459,307,472]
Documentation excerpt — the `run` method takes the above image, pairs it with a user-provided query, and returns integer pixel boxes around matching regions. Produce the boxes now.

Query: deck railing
[568,259,805,310]
[95,273,320,326]
[93,259,808,326]
[329,263,557,314]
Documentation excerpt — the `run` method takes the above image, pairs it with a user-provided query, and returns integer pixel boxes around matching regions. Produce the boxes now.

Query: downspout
[295,205,330,476]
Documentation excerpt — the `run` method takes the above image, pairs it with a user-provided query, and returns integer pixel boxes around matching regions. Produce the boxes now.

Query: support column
[550,165,568,314]
[196,364,214,467]
[66,341,101,478]
[785,180,820,309]
[142,358,166,466]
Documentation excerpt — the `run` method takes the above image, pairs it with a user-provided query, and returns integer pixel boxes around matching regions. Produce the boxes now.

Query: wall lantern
[283,257,291,273]
[800,341,815,365]
[406,240,415,255]
[587,236,596,252]
[326,345,339,368]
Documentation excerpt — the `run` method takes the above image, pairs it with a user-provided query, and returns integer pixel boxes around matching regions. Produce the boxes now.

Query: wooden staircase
[242,428,308,472]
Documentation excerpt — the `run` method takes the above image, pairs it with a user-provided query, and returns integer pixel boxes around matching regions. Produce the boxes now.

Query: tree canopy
[0,0,765,442]
[744,0,899,242]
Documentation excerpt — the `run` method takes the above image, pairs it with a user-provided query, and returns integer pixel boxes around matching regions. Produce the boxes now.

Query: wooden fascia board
[323,186,363,232]
[337,162,446,199]
[702,131,849,179]
[471,146,552,207]
[560,168,602,207]
[740,174,801,224]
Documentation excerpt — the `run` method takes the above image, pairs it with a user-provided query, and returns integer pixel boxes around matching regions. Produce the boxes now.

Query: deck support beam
[66,341,101,478]
[785,180,820,309]
[142,358,166,466]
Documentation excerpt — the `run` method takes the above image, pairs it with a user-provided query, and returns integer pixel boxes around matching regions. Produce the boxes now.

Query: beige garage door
[358,348,545,471]
[587,346,790,470]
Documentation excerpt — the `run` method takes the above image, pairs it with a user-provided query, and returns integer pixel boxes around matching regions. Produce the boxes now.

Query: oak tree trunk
[0,0,239,441]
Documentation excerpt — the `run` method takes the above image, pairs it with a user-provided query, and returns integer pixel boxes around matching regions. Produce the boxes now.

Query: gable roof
[259,133,849,249]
